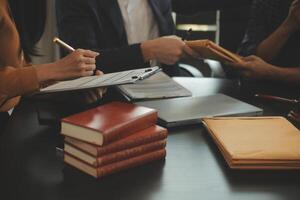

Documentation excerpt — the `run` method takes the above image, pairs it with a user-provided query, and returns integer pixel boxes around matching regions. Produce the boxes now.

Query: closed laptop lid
[136,94,262,127]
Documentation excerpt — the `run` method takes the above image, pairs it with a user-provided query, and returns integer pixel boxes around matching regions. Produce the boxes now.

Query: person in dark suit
[56,0,198,76]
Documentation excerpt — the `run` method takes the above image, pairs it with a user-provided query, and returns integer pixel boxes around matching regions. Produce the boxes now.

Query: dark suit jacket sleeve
[56,0,147,73]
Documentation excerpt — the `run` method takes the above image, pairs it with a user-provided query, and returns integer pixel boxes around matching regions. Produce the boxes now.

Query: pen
[131,67,161,80]
[53,37,75,52]
[182,28,193,41]
[255,94,299,104]
[139,68,162,80]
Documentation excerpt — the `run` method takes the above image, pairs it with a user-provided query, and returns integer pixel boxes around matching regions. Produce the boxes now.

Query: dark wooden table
[1,78,300,200]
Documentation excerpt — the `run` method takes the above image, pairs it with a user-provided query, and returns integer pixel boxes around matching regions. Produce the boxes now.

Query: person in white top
[118,0,160,45]
[57,0,198,76]
[118,0,160,67]
[117,0,197,67]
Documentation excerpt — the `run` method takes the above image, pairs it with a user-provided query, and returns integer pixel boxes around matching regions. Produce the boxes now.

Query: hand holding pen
[52,37,103,80]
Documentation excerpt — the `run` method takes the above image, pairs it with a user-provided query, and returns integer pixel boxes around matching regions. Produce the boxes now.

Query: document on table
[117,72,192,100]
[203,117,300,169]
[38,67,160,94]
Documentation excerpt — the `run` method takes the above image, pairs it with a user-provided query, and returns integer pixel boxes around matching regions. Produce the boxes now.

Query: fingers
[227,62,246,70]
[81,57,96,64]
[54,49,101,80]
[80,70,94,77]
[183,45,200,58]
[226,59,253,70]
[165,35,181,40]
[241,55,259,62]
[84,64,96,71]
[77,49,100,58]
[73,49,99,72]
[70,49,98,64]
[95,70,104,76]
[163,46,196,65]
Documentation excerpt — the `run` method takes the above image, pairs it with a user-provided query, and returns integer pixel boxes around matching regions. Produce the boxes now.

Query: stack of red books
[61,102,167,178]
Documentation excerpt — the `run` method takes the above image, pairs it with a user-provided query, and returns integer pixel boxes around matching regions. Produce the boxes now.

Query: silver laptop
[136,94,263,128]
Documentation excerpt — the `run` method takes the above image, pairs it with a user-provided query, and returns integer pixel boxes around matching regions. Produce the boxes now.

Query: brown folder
[186,40,243,63]
[203,117,300,170]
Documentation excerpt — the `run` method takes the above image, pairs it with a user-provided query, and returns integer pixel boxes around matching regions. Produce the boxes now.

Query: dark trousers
[0,112,9,135]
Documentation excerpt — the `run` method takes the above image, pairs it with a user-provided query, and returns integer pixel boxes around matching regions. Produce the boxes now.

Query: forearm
[256,22,294,62]
[0,66,39,103]
[271,66,300,84]
[141,40,156,61]
[35,63,57,82]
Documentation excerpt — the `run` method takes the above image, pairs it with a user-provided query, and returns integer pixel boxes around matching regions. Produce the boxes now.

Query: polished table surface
[1,78,300,200]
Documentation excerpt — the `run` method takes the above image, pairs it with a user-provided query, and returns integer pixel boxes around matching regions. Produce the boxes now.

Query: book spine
[103,111,158,144]
[97,149,166,178]
[97,129,167,156]
[96,140,166,167]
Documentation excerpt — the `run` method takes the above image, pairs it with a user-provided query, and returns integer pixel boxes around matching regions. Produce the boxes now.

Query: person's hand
[284,0,300,33]
[36,49,99,82]
[228,56,278,80]
[141,36,199,65]
[83,69,107,103]
[94,69,107,98]
[94,70,104,76]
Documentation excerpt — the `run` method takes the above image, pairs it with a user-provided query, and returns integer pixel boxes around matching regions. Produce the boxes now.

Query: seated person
[229,55,300,84]
[56,0,198,76]
[239,0,300,67]
[229,0,300,85]
[0,0,104,129]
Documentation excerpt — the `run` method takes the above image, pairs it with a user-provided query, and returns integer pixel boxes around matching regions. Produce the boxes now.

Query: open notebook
[186,40,243,63]
[117,72,192,101]
[38,67,160,94]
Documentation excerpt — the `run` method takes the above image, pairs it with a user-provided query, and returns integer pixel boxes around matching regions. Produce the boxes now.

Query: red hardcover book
[64,149,166,178]
[65,139,167,167]
[64,125,167,156]
[61,102,157,146]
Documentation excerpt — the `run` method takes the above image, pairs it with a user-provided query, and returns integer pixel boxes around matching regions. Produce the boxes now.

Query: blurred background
[32,0,252,78]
